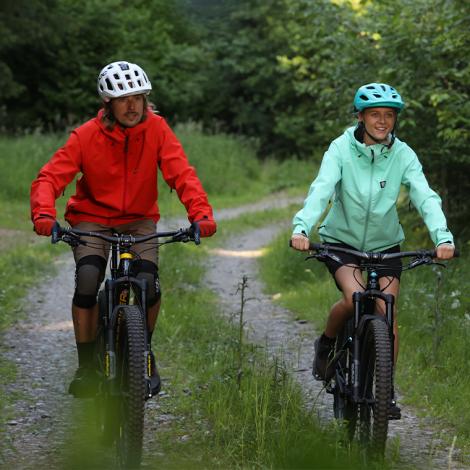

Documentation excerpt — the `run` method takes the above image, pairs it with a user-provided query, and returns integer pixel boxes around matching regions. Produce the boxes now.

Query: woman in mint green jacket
[290,83,455,416]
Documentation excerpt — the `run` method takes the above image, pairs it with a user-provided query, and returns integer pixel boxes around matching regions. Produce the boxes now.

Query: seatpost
[352,291,362,402]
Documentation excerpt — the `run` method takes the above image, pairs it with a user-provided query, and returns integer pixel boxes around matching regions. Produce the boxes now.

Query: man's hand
[436,243,455,260]
[33,216,56,236]
[290,233,310,251]
[193,217,217,237]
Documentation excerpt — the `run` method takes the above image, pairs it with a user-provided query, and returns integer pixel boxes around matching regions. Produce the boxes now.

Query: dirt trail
[0,192,467,468]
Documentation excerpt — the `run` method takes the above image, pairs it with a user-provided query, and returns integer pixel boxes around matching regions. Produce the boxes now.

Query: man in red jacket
[30,61,217,397]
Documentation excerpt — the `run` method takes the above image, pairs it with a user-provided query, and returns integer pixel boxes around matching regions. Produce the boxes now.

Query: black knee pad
[131,260,161,307]
[73,255,107,308]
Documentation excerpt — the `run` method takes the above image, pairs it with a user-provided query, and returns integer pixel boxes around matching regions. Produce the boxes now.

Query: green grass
[259,225,470,461]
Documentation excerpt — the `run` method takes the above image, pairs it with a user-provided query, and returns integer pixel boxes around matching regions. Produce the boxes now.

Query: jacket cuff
[293,225,309,236]
[434,227,454,246]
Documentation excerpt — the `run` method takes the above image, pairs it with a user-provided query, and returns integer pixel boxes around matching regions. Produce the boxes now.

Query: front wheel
[115,305,147,468]
[358,317,392,456]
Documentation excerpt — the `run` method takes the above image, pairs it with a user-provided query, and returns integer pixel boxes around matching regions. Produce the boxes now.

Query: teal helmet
[353,83,404,112]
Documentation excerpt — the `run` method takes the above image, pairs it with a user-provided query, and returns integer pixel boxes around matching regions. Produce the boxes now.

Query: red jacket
[31,110,214,226]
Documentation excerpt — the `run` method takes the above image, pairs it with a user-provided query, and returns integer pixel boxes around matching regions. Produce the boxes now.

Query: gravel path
[1,255,77,468]
[0,192,467,468]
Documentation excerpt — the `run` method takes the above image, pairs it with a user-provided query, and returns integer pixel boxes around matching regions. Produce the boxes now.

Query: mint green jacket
[293,127,453,251]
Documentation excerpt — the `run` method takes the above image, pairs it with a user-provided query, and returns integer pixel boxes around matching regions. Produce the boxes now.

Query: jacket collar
[95,108,151,142]
[346,126,393,160]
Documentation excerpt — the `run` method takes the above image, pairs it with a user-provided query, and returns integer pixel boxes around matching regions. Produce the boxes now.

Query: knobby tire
[116,305,146,469]
[359,317,391,456]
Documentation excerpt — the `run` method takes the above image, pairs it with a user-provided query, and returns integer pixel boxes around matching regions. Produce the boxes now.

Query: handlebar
[288,240,459,272]
[51,222,200,247]
[289,240,459,259]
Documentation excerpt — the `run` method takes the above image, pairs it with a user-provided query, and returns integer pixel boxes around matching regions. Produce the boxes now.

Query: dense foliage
[1,0,469,236]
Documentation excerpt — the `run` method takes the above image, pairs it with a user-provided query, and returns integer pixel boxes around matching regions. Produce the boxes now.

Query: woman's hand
[290,233,310,251]
[436,243,455,260]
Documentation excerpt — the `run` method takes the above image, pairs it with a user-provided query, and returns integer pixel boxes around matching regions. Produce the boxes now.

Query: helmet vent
[360,94,369,101]
[380,85,386,91]
[366,86,375,89]
[113,73,119,79]
[373,93,381,98]
[105,78,113,91]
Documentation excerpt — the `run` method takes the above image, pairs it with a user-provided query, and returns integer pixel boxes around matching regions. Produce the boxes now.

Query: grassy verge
[259,225,470,460]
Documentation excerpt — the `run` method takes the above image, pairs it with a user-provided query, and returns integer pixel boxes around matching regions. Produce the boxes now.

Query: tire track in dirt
[205,223,469,469]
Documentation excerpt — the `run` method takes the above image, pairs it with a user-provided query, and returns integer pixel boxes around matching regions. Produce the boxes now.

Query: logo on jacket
[380,181,386,188]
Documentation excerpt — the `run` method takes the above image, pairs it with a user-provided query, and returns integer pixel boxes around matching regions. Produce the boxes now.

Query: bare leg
[324,265,364,338]
[147,299,161,335]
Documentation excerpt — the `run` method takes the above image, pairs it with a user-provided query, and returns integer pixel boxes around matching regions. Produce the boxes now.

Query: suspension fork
[384,292,395,383]
[352,291,362,403]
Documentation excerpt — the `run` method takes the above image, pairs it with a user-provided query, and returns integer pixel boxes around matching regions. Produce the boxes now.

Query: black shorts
[322,243,402,290]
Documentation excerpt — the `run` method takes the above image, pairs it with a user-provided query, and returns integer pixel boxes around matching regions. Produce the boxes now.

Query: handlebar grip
[189,223,201,245]
[193,225,201,245]
[51,222,62,244]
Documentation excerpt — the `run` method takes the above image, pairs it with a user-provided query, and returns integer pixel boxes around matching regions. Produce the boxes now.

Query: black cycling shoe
[68,366,98,398]
[389,399,402,420]
[149,351,161,396]
[312,335,336,382]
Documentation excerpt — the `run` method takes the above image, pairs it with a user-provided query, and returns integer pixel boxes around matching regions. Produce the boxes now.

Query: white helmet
[97,61,152,102]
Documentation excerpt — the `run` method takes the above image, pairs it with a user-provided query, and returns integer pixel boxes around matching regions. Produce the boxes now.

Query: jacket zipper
[122,135,129,215]
[361,149,375,250]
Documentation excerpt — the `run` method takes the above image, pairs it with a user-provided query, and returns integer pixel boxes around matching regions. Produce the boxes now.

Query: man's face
[111,94,145,128]
[359,107,397,144]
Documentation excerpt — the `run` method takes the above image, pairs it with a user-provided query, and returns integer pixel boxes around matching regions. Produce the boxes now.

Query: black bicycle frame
[102,242,150,383]
[350,268,395,404]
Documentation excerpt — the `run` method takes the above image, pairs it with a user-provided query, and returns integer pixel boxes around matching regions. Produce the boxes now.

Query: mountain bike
[303,243,457,456]
[52,223,200,468]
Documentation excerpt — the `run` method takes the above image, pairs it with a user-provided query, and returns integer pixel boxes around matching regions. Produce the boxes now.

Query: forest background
[1,0,469,242]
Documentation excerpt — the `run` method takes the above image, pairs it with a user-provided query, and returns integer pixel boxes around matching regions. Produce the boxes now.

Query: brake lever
[305,251,340,263]
[62,233,84,247]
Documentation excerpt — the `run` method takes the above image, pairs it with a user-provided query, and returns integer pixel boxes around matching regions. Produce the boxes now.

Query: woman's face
[111,94,145,128]
[359,107,397,144]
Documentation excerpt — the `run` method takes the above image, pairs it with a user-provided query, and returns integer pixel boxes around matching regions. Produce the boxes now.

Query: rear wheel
[115,305,146,468]
[358,317,391,456]
[333,319,357,440]
[94,290,117,447]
